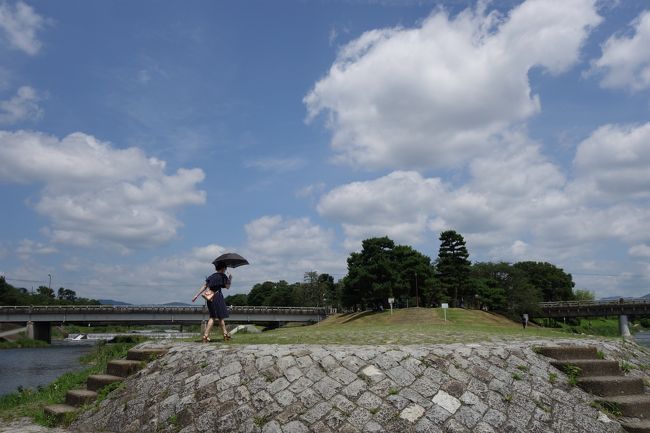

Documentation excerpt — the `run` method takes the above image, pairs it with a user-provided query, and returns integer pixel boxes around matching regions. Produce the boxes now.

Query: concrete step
[597,394,650,418]
[550,359,622,377]
[536,345,598,360]
[65,389,98,407]
[623,421,650,433]
[126,347,168,361]
[43,403,76,419]
[106,359,144,377]
[577,376,645,397]
[86,374,124,391]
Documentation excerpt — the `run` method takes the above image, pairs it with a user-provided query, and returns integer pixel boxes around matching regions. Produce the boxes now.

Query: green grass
[0,339,142,426]
[0,338,50,349]
[554,318,622,337]
[197,308,589,345]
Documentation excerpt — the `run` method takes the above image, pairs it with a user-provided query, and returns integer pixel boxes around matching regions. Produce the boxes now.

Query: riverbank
[67,338,649,433]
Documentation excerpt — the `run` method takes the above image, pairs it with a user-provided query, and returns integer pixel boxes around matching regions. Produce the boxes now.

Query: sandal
[223,333,231,341]
[202,335,211,343]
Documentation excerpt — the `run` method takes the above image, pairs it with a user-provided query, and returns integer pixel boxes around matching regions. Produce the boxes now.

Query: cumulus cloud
[239,215,345,283]
[573,122,650,200]
[71,217,346,304]
[16,239,57,260]
[591,10,650,91]
[304,0,601,169]
[0,1,46,55]
[0,130,206,250]
[317,132,570,251]
[318,171,446,249]
[0,85,42,125]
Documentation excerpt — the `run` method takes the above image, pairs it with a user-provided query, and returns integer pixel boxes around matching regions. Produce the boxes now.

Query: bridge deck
[0,305,327,324]
[538,299,650,318]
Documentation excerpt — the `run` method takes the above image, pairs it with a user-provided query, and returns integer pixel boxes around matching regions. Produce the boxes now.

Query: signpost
[388,298,394,315]
[441,303,449,322]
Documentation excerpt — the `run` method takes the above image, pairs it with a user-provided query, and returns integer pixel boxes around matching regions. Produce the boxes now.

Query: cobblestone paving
[66,339,648,433]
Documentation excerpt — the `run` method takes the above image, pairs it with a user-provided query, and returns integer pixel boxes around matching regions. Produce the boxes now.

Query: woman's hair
[214,261,227,271]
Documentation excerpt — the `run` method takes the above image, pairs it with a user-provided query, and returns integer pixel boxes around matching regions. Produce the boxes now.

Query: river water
[0,341,95,396]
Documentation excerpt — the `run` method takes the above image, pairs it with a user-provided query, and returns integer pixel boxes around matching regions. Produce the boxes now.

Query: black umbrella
[212,252,250,268]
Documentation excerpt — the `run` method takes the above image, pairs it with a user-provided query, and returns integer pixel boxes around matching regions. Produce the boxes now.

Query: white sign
[441,303,449,309]
[388,298,395,304]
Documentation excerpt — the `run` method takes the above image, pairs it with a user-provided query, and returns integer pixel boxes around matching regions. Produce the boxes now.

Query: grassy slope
[220,308,583,345]
[0,341,139,425]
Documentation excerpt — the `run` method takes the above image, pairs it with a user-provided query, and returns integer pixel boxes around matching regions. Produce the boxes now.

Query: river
[0,341,95,397]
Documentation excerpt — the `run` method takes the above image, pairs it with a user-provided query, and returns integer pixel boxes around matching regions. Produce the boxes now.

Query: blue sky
[1,0,650,303]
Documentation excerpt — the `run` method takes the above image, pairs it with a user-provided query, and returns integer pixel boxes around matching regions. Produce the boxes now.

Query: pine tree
[436,230,471,307]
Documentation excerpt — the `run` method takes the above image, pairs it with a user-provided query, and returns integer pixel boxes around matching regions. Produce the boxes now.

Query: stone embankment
[60,338,650,433]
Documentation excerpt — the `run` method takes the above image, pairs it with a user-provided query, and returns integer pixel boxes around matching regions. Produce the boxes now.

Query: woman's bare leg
[204,318,214,339]
[219,319,229,339]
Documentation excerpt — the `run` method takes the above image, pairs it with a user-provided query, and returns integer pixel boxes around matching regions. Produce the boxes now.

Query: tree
[343,237,399,310]
[469,262,541,317]
[574,289,595,301]
[436,230,471,307]
[392,245,436,307]
[37,286,55,299]
[225,293,248,306]
[513,261,575,302]
[58,287,77,302]
[247,281,275,306]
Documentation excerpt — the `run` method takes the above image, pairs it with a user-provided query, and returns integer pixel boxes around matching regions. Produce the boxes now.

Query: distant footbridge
[0,305,327,343]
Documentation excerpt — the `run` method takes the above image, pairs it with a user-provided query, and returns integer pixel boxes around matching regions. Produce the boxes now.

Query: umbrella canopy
[212,252,250,268]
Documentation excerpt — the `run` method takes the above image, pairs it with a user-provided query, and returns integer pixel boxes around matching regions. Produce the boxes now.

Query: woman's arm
[191,283,208,302]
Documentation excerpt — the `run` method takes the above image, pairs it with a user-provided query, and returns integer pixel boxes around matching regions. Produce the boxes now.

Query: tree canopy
[436,230,471,307]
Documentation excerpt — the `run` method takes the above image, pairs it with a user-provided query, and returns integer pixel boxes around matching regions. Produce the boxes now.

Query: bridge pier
[619,315,632,339]
[26,321,51,344]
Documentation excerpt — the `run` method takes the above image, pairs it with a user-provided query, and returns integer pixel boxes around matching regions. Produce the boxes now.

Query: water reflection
[0,341,94,396]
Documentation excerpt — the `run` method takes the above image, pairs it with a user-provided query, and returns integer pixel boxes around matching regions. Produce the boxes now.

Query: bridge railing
[539,299,650,308]
[0,305,328,315]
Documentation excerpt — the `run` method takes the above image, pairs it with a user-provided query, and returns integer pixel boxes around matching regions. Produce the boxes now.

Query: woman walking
[192,260,232,342]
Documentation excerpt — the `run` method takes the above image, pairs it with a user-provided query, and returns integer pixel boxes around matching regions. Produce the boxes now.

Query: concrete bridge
[538,299,650,337]
[0,305,328,343]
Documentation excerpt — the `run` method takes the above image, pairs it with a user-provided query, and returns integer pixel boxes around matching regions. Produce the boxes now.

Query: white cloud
[0,130,206,250]
[16,239,57,260]
[295,182,326,198]
[240,215,345,283]
[244,157,306,172]
[0,85,42,125]
[64,216,346,304]
[0,1,46,55]
[591,10,650,91]
[318,171,446,249]
[573,122,650,200]
[304,0,601,170]
[629,244,650,258]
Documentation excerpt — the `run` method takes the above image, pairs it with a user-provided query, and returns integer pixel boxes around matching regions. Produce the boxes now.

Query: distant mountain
[599,295,650,301]
[98,299,132,305]
[97,299,191,306]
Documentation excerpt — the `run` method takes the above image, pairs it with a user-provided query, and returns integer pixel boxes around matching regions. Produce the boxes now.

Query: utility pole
[48,274,51,291]
[415,272,419,308]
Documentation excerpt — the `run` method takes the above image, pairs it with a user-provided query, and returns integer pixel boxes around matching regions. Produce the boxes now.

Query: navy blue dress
[205,272,229,319]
